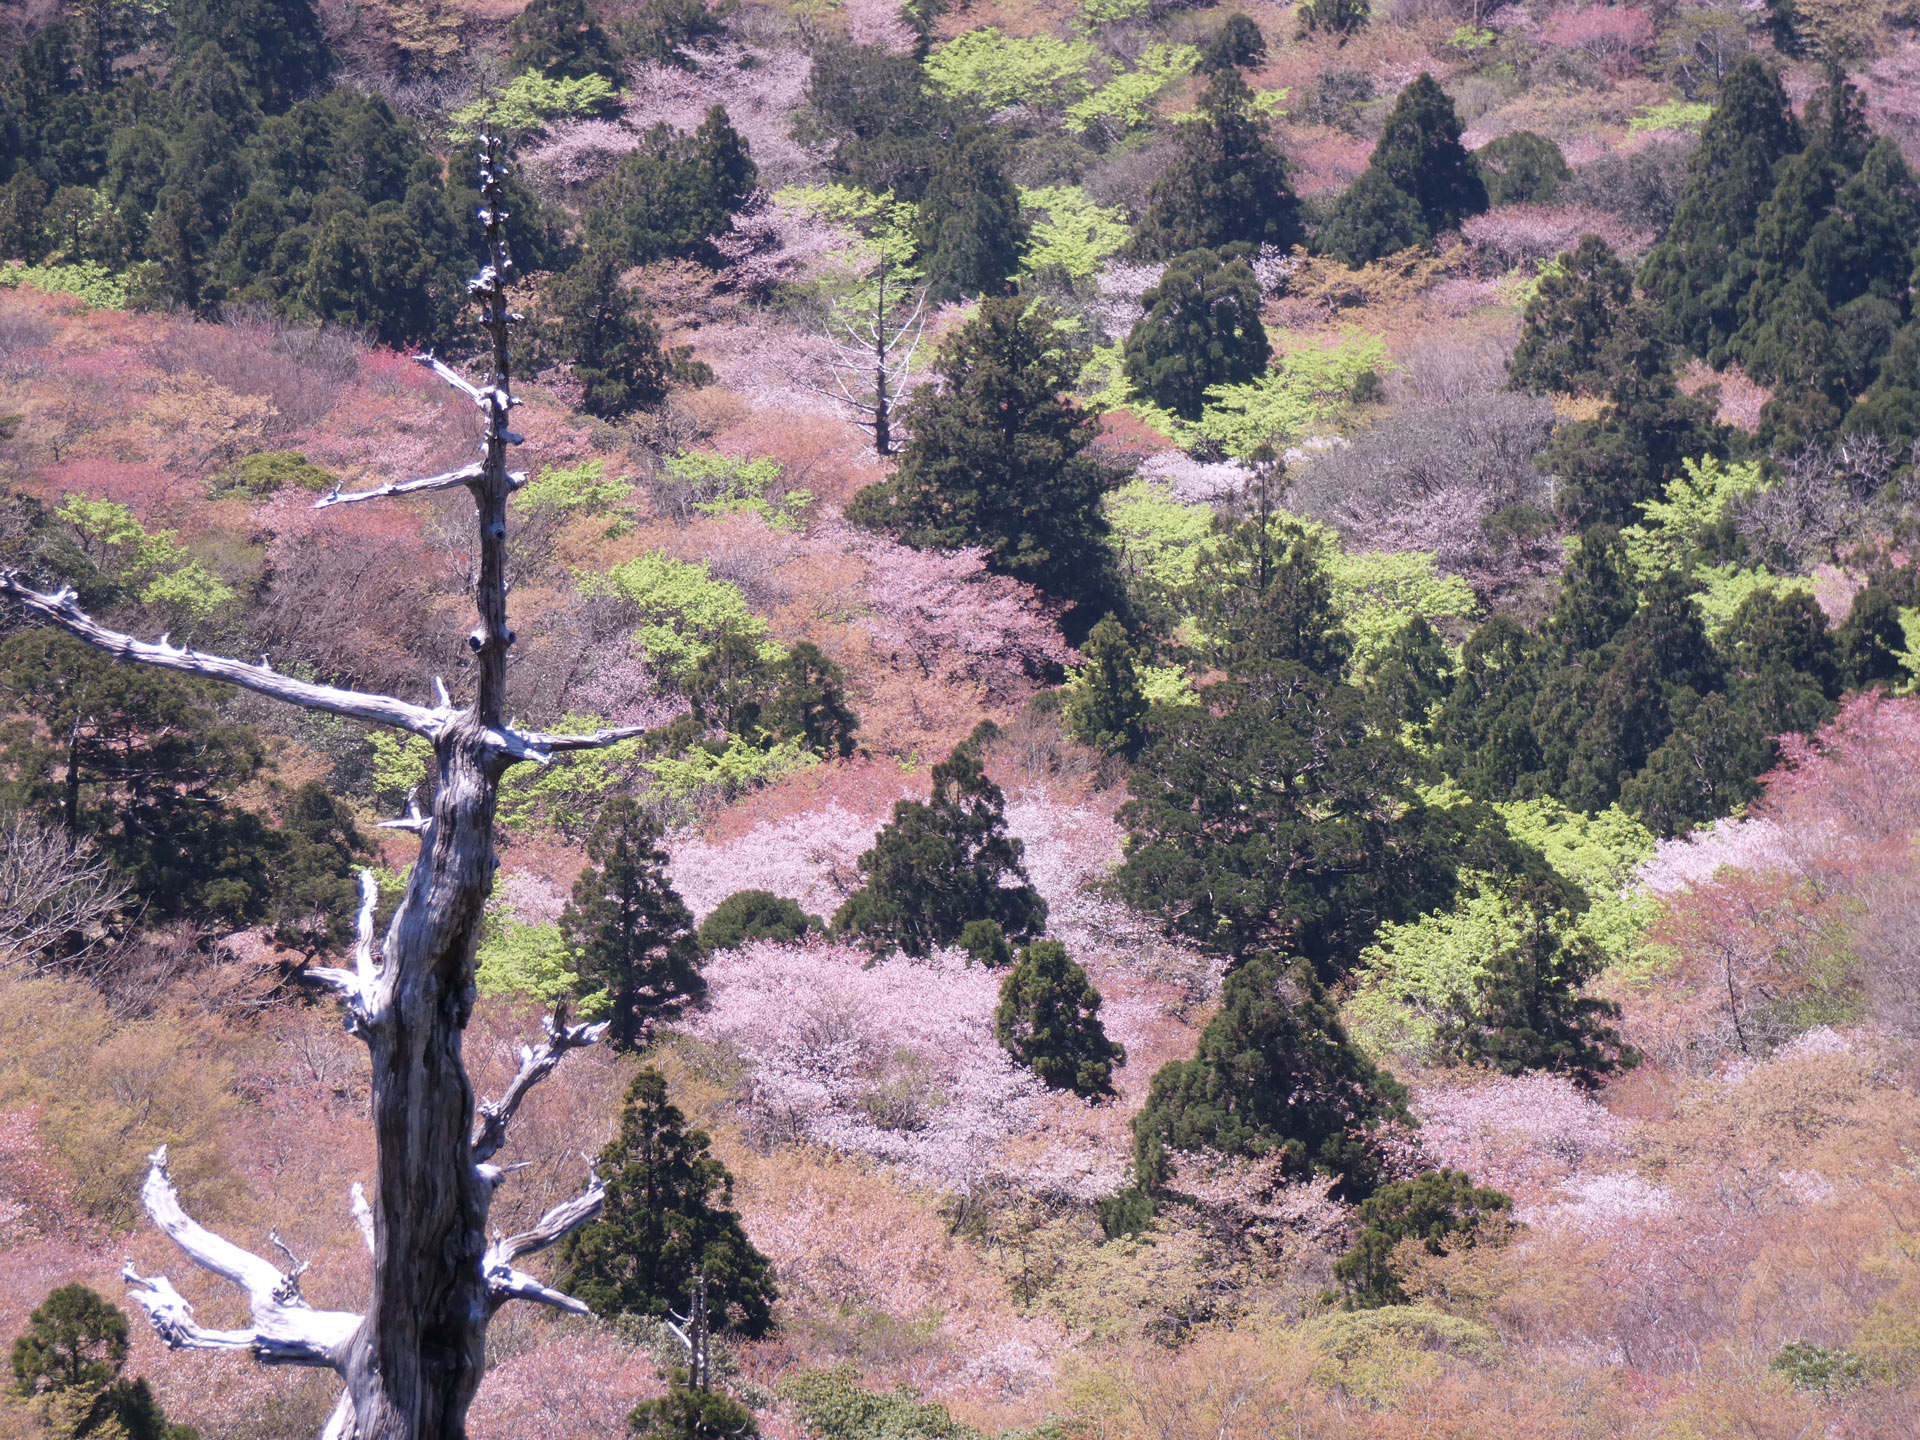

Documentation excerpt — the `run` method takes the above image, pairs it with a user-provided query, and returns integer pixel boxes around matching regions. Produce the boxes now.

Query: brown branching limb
[301,871,382,1028]
[472,1007,609,1166]
[481,1176,607,1316]
[314,461,486,509]
[0,575,444,738]
[123,1148,361,1368]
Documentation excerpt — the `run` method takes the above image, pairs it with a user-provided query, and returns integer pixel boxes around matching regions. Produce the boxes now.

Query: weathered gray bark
[1,140,637,1440]
[806,251,926,457]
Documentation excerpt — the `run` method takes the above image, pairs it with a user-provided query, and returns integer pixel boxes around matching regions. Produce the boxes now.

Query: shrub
[219,448,336,497]
[1474,131,1570,207]
[697,890,817,952]
[777,1368,981,1440]
[1317,167,1429,268]
[630,1384,758,1440]
[959,917,1012,967]
[994,939,1125,1098]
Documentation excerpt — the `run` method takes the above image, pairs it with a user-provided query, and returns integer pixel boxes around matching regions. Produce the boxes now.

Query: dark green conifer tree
[994,940,1125,1098]
[1622,690,1776,835]
[173,0,330,112]
[10,1284,198,1440]
[1844,321,1920,447]
[1544,525,1639,656]
[1367,73,1486,236]
[762,641,859,758]
[1333,1170,1513,1309]
[630,1385,758,1440]
[561,797,704,1051]
[914,130,1027,303]
[1508,234,1637,397]
[846,297,1119,605]
[510,0,622,83]
[547,249,675,419]
[1836,586,1911,690]
[1435,886,1635,1086]
[1365,613,1455,732]
[1063,615,1149,757]
[1197,13,1267,74]
[559,1068,777,1336]
[268,782,372,958]
[696,891,816,953]
[1640,55,1803,354]
[1122,246,1268,420]
[834,739,1047,956]
[1132,953,1408,1199]
[1432,616,1544,799]
[588,106,757,267]
[1804,138,1920,312]
[1298,0,1370,37]
[1474,130,1569,206]
[1128,67,1304,259]
[1317,167,1429,267]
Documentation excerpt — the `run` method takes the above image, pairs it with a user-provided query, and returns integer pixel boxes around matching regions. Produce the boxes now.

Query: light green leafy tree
[1065,44,1198,138]
[1018,187,1131,284]
[512,458,636,518]
[448,72,617,142]
[924,29,1101,113]
[55,496,233,620]
[590,553,775,680]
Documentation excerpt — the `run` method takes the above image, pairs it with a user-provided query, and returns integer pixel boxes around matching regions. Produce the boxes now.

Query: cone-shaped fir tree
[995,940,1125,1098]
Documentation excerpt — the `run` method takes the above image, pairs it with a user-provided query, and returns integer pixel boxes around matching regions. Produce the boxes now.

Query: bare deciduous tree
[0,812,126,967]
[1,141,645,1440]
[804,250,927,457]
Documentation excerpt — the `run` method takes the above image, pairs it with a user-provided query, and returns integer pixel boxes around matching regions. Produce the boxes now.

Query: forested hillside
[2,0,1920,1435]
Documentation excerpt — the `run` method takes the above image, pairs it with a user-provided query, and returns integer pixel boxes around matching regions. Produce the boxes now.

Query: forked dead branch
[0,142,643,1440]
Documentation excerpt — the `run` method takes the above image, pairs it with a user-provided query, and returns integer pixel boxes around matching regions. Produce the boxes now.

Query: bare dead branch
[0,575,445,738]
[511,722,654,756]
[124,1147,361,1368]
[0,814,126,967]
[481,1176,606,1315]
[376,790,429,834]
[300,871,382,1028]
[472,1008,609,1166]
[314,462,486,509]
[349,1183,375,1257]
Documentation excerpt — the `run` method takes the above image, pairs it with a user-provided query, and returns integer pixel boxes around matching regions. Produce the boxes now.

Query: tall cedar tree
[914,130,1028,303]
[509,0,622,83]
[11,1284,198,1440]
[1063,614,1149,756]
[994,940,1125,1098]
[546,249,675,419]
[1365,613,1455,731]
[268,782,372,957]
[1367,74,1487,236]
[1117,516,1456,976]
[1435,884,1636,1086]
[835,739,1047,955]
[558,1069,777,1336]
[1122,246,1268,420]
[799,39,951,200]
[1133,953,1408,1199]
[1507,233,1636,396]
[846,297,1119,605]
[1639,55,1802,355]
[1432,615,1546,799]
[1539,301,1725,526]
[1128,68,1304,259]
[1298,0,1370,37]
[1333,1171,1513,1309]
[561,797,705,1050]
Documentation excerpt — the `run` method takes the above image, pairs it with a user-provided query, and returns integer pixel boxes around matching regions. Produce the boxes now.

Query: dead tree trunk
[2,139,645,1440]
[805,250,927,458]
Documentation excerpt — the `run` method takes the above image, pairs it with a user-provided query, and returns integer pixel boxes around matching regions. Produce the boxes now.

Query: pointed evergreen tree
[834,739,1048,956]
[1123,246,1268,420]
[510,0,621,83]
[1804,138,1920,312]
[173,0,330,112]
[1800,64,1872,173]
[1726,143,1845,366]
[1197,13,1267,74]
[1128,67,1304,259]
[1317,166,1429,267]
[1118,519,1453,975]
[547,248,675,419]
[1185,509,1352,680]
[1836,585,1910,690]
[1298,0,1370,37]
[762,641,859,758]
[1433,615,1544,799]
[995,940,1125,1098]
[1063,614,1149,757]
[1845,320,1920,446]
[10,1285,198,1440]
[1544,525,1639,656]
[143,189,212,314]
[914,129,1027,303]
[1133,953,1409,1199]
[1365,613,1455,732]
[562,797,704,1051]
[1622,689,1776,835]
[1368,73,1486,236]
[559,1069,777,1336]
[1640,55,1803,354]
[1508,233,1637,396]
[1435,885,1635,1086]
[846,297,1119,605]
[1722,587,1841,735]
